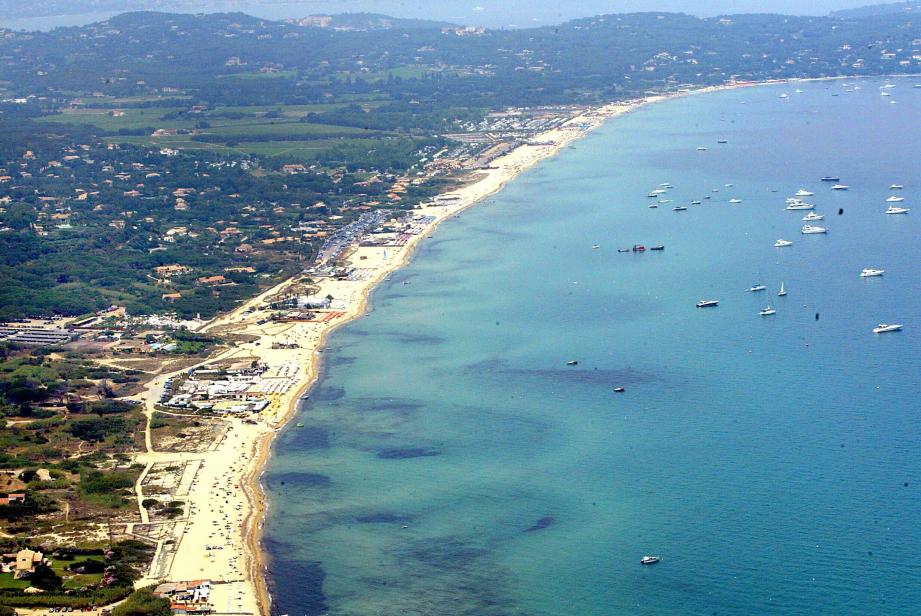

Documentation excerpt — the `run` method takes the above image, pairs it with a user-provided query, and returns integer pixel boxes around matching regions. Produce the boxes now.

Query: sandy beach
[131,83,770,614]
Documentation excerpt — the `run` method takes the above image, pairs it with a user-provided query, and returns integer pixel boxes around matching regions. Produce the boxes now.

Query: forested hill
[1,9,919,107]
[831,2,921,18]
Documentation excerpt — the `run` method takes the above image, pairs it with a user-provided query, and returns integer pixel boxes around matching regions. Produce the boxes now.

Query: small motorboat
[729,198,743,204]
[567,360,579,366]
[697,146,708,151]
[696,300,719,308]
[886,206,910,214]
[618,248,631,253]
[821,176,840,182]
[774,239,793,247]
[691,200,702,205]
[641,556,661,565]
[801,225,827,234]
[717,139,728,144]
[886,196,905,203]
[648,203,658,208]
[889,184,904,190]
[786,200,814,210]
[632,245,646,252]
[649,245,665,251]
[860,268,885,277]
[592,244,601,249]
[873,323,902,334]
[613,387,625,393]
[673,205,688,211]
[802,212,824,221]
[759,306,777,316]
[748,284,767,292]
[831,184,849,191]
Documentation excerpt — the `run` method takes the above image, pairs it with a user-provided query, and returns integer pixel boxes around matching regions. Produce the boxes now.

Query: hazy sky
[237,0,895,26]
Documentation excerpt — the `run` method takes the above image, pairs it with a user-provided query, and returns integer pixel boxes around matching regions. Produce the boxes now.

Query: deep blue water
[265,78,921,615]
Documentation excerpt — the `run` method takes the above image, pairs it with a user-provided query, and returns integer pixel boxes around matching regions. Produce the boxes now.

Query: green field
[221,69,298,80]
[204,120,374,138]
[0,572,30,590]
[105,134,386,159]
[38,107,194,131]
[212,102,384,117]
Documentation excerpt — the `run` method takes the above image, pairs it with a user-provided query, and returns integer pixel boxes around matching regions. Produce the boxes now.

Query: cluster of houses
[153,579,214,615]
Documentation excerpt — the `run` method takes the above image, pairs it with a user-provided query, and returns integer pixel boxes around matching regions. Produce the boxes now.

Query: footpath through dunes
[128,101,638,616]
[265,78,921,616]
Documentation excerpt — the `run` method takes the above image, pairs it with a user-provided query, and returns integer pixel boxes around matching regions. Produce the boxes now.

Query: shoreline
[134,76,798,616]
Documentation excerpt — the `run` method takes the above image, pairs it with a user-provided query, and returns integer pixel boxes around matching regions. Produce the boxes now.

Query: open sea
[264,78,921,615]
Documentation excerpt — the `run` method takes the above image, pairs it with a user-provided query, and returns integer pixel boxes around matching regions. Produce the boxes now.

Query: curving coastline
[138,81,781,616]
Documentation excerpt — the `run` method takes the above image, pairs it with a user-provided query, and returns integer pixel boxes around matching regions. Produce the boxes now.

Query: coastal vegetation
[0,540,154,608]
[0,346,146,538]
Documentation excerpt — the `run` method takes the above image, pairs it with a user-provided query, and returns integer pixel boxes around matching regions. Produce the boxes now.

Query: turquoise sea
[264,78,921,615]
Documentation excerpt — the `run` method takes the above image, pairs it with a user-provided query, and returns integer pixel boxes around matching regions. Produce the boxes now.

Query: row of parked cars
[158,376,176,404]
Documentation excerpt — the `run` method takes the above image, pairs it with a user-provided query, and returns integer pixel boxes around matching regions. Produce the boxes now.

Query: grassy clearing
[0,573,30,590]
[221,69,298,80]
[38,107,194,131]
[203,120,374,138]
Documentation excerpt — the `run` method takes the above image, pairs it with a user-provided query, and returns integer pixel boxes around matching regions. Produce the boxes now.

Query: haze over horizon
[0,0,910,30]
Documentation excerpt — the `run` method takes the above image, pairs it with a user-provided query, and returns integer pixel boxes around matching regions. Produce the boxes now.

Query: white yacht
[802,225,827,234]
[860,268,885,277]
[889,184,904,190]
[759,306,777,316]
[673,205,688,211]
[696,300,719,308]
[886,195,904,203]
[881,91,892,97]
[774,239,793,247]
[795,189,814,197]
[778,282,787,297]
[648,188,667,197]
[729,198,743,204]
[658,199,672,204]
[873,323,902,334]
[779,93,789,99]
[832,184,849,190]
[786,199,815,210]
[648,203,658,208]
[802,212,824,221]
[697,146,708,151]
[641,556,661,565]
[691,200,702,205]
[886,206,910,214]
[660,183,674,188]
[748,284,767,292]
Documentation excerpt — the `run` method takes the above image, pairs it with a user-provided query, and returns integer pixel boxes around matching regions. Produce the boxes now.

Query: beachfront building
[154,579,214,614]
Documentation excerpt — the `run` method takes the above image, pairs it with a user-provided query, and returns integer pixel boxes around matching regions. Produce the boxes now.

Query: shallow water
[266,78,921,615]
